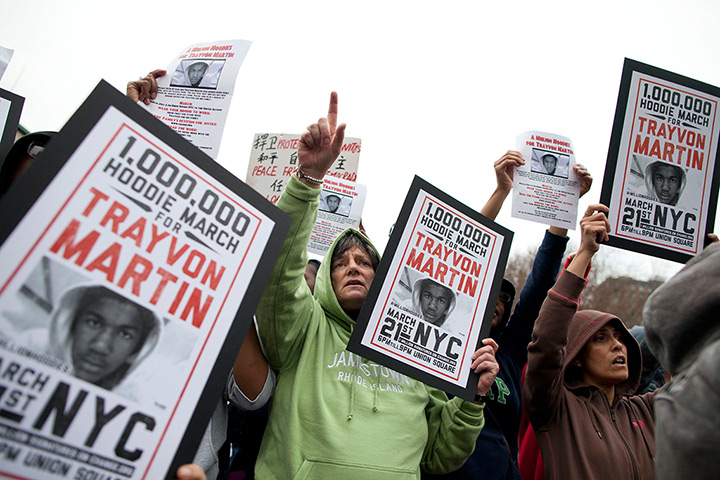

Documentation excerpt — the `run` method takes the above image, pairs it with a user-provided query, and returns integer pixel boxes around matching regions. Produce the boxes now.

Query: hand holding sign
[575,163,593,198]
[127,69,166,105]
[494,150,525,193]
[297,91,347,185]
[175,464,206,480]
[471,338,499,399]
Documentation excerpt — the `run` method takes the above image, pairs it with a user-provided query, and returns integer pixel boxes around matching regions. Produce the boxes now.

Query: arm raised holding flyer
[253,92,499,480]
[522,204,659,480]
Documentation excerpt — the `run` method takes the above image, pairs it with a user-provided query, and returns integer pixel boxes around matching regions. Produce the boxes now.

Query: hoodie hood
[49,283,163,389]
[562,309,642,398]
[644,242,720,375]
[313,228,381,334]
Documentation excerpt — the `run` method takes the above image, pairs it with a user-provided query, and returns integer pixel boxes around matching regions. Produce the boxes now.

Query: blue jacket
[425,230,567,479]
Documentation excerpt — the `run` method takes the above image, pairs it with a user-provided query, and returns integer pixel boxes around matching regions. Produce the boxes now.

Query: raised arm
[548,162,592,238]
[295,91,346,188]
[480,150,524,220]
[255,93,346,369]
[522,204,609,429]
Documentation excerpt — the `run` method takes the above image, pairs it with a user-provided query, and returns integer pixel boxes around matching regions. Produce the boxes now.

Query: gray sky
[2,0,720,280]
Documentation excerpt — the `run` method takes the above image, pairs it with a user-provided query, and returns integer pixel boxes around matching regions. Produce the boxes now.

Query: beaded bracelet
[295,167,324,185]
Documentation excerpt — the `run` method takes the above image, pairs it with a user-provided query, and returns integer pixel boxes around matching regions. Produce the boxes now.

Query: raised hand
[127,69,166,105]
[296,92,347,186]
[493,150,525,193]
[579,204,610,253]
[573,163,593,198]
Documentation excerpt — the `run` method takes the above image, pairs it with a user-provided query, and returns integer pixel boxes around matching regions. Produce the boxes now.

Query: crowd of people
[1,72,718,480]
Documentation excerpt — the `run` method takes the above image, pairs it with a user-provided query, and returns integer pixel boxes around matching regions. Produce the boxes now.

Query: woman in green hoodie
[253,92,499,480]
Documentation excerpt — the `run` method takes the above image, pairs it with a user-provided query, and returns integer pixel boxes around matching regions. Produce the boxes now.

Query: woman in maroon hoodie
[523,204,658,480]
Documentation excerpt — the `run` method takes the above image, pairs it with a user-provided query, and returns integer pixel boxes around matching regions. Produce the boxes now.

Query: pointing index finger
[328,91,339,136]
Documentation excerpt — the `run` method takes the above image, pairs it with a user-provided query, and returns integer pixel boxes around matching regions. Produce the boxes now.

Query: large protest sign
[308,177,367,256]
[246,132,361,204]
[347,177,512,400]
[0,81,289,480]
[512,131,581,230]
[144,39,252,159]
[0,88,24,164]
[600,58,720,263]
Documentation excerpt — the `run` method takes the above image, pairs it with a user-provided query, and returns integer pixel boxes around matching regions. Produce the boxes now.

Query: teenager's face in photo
[653,165,681,204]
[420,284,451,325]
[188,64,207,85]
[543,155,557,175]
[71,297,146,384]
[326,196,340,212]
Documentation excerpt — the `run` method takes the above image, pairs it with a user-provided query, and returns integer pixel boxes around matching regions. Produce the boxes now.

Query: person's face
[653,165,681,204]
[543,156,557,175]
[575,325,629,389]
[326,196,340,212]
[331,246,375,312]
[420,283,451,325]
[71,297,146,384]
[187,64,207,85]
[491,298,505,329]
[304,262,319,294]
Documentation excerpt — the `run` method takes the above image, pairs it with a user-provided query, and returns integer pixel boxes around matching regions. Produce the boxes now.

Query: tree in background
[504,244,664,328]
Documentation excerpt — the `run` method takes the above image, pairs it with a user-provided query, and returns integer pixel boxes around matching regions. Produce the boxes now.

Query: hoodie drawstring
[347,357,381,420]
[586,396,603,439]
[348,364,356,421]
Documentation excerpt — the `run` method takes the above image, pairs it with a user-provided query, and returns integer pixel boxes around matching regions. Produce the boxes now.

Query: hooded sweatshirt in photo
[254,176,485,480]
[19,283,163,392]
[523,270,657,480]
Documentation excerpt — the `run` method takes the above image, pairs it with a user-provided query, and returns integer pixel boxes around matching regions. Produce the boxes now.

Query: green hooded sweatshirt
[254,176,485,480]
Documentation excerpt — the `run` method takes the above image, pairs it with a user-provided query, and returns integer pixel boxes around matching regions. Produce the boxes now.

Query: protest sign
[600,58,720,263]
[0,81,289,480]
[245,132,361,204]
[144,39,252,159]
[347,176,512,400]
[308,177,367,256]
[0,88,24,165]
[512,131,581,230]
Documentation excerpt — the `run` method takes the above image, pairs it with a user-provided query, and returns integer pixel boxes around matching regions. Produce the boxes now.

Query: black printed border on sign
[0,80,290,480]
[0,88,24,167]
[599,58,720,263]
[347,176,512,401]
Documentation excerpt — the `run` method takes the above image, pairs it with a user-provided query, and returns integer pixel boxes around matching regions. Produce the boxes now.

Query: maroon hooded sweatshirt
[523,269,657,480]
